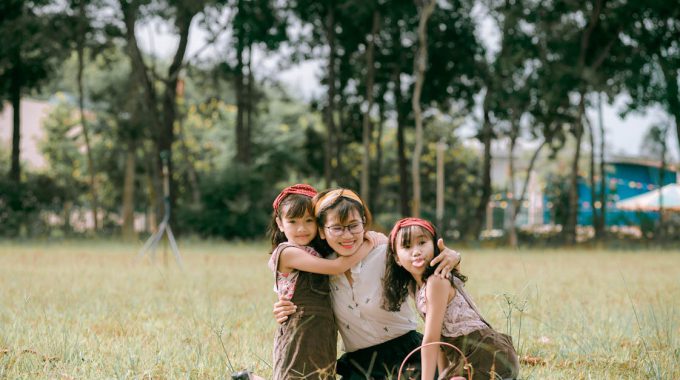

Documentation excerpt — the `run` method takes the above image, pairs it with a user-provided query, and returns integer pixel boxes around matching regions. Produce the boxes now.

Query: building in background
[486,144,679,233]
[575,157,678,226]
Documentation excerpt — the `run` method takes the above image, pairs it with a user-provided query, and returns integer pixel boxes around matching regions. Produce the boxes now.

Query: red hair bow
[389,217,435,247]
[272,184,318,211]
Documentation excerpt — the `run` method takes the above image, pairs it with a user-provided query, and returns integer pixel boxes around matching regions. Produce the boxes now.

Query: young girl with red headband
[268,184,375,380]
[383,218,520,380]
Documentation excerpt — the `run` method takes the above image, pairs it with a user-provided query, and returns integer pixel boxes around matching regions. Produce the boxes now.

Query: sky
[136,13,679,162]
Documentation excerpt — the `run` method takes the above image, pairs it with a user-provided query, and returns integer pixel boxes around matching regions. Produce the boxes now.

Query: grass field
[0,240,678,379]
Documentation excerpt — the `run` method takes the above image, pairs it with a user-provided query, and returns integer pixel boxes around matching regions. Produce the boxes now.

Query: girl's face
[319,208,365,257]
[276,206,317,246]
[394,227,435,279]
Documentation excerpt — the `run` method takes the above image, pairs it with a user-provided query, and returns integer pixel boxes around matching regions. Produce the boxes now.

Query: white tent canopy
[615,183,680,211]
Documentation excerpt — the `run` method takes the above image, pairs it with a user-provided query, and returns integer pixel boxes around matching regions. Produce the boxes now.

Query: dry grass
[0,241,678,379]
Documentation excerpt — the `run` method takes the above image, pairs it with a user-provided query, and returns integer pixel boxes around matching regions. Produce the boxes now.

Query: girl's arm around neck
[421,277,455,380]
[278,238,374,275]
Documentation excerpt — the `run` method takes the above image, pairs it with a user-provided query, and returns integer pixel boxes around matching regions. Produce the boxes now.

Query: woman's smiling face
[319,208,365,257]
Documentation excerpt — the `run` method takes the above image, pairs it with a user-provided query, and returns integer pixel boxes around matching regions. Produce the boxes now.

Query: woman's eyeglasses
[324,222,364,236]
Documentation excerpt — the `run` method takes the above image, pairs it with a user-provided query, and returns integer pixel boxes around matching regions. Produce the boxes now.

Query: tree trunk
[160,7,193,232]
[436,140,445,232]
[507,128,518,248]
[121,140,136,241]
[371,99,385,215]
[468,97,493,240]
[411,0,436,217]
[335,102,345,184]
[9,71,21,183]
[63,201,73,236]
[564,0,604,245]
[246,43,254,162]
[659,61,680,171]
[76,1,99,231]
[177,117,201,209]
[565,92,586,245]
[658,125,668,237]
[144,145,160,232]
[511,139,547,230]
[598,92,607,240]
[121,0,196,229]
[121,1,163,220]
[585,108,602,239]
[324,5,337,188]
[234,15,247,164]
[361,10,380,203]
[395,62,409,217]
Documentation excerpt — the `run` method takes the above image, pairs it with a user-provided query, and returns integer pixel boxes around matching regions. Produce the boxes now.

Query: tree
[360,7,380,203]
[531,0,629,244]
[0,0,69,183]
[641,122,671,234]
[478,0,536,247]
[288,0,341,187]
[61,0,114,231]
[380,0,418,217]
[621,2,680,167]
[223,0,286,166]
[410,0,436,217]
[119,0,208,226]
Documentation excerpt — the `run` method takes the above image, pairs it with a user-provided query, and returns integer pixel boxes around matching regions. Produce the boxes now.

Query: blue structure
[574,158,677,226]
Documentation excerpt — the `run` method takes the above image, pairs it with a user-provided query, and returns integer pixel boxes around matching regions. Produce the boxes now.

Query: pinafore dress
[271,242,337,380]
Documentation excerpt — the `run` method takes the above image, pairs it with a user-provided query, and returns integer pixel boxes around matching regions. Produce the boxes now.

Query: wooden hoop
[397,341,471,380]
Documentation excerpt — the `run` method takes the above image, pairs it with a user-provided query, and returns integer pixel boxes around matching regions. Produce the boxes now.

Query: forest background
[2,1,680,378]
[1,0,680,247]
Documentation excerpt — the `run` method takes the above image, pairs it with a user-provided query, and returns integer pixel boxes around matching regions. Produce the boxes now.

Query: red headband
[273,184,318,212]
[389,217,436,248]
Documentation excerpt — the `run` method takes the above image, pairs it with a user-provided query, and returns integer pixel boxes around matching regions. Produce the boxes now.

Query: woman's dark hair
[312,189,372,256]
[382,224,466,312]
[268,193,327,256]
[313,189,372,228]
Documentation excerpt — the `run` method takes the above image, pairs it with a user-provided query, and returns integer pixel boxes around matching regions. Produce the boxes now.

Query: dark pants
[336,330,423,380]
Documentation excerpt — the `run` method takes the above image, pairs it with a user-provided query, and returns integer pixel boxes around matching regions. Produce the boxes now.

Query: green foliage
[4,0,676,245]
[41,98,88,195]
[421,0,483,110]
[0,0,69,94]
[176,164,271,239]
[0,174,74,237]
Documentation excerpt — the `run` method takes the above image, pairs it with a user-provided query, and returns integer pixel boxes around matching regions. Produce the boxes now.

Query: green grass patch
[0,241,678,379]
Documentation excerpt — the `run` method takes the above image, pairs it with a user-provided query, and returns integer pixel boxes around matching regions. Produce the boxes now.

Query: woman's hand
[273,297,297,324]
[430,238,461,279]
[364,230,388,246]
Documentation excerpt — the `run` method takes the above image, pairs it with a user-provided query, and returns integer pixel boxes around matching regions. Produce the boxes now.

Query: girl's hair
[382,224,466,312]
[268,193,325,255]
[312,188,372,256]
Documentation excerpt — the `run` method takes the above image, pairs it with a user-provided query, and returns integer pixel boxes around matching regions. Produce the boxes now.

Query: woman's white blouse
[330,242,418,352]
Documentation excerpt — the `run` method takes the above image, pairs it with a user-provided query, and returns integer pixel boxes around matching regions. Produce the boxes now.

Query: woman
[273,188,461,379]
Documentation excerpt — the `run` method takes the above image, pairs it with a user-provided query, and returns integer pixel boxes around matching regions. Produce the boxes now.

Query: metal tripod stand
[137,151,184,269]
